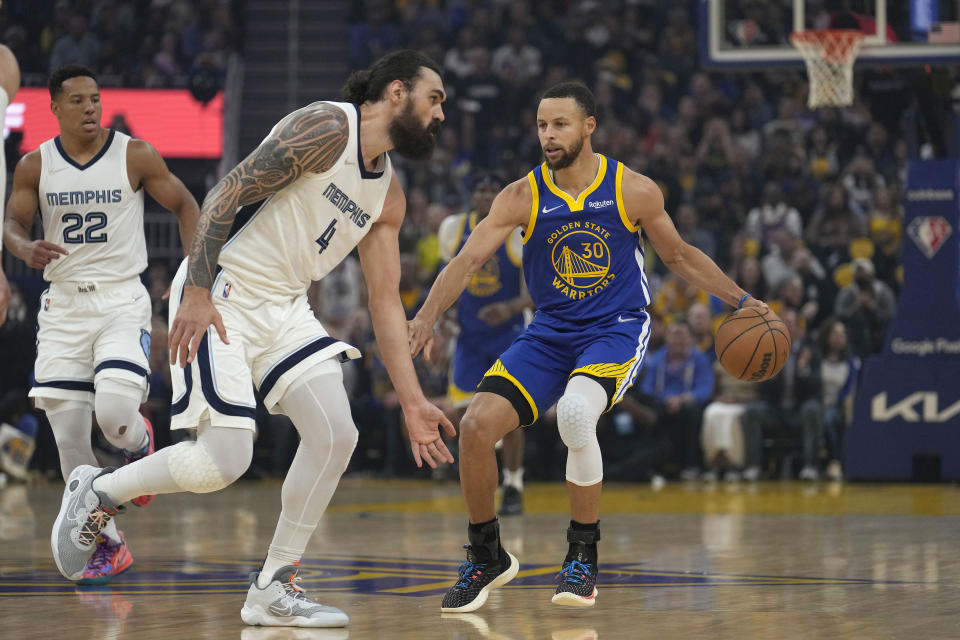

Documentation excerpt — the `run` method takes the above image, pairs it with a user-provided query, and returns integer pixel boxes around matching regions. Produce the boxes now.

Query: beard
[544,135,584,170]
[389,100,441,160]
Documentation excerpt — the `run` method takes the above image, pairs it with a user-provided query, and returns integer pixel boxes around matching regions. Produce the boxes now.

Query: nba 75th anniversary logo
[907,216,952,259]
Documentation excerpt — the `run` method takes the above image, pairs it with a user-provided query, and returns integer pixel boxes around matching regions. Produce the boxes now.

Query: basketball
[715,307,791,382]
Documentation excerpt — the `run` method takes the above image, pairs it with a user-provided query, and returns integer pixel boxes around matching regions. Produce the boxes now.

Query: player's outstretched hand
[408,314,435,360]
[402,398,456,469]
[24,240,68,269]
[0,270,10,327]
[169,285,229,367]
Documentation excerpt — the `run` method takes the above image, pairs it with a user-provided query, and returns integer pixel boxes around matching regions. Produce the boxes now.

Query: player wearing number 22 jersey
[3,65,198,584]
[409,81,762,613]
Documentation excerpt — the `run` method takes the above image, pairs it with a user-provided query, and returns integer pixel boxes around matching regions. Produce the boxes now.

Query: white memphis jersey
[37,130,146,282]
[217,101,392,302]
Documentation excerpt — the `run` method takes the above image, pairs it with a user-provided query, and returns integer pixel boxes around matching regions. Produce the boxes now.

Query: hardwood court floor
[2,478,959,639]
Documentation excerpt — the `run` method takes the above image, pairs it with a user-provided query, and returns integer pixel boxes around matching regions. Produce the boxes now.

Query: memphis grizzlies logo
[140,329,151,360]
[547,220,616,299]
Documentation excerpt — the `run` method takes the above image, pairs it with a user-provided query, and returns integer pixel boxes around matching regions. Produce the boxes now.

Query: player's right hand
[402,397,456,469]
[407,314,435,360]
[169,285,229,367]
[0,270,10,327]
[24,240,68,269]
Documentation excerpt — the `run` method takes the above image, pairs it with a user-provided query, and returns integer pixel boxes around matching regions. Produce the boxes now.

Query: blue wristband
[737,294,753,309]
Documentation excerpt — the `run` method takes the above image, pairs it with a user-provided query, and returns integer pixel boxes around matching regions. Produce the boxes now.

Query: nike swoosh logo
[542,204,564,214]
[617,315,636,323]
[269,602,295,617]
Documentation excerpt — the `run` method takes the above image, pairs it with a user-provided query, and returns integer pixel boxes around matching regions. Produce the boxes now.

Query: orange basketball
[714,307,791,382]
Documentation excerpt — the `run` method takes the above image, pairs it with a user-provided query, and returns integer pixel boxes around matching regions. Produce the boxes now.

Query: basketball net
[790,30,866,108]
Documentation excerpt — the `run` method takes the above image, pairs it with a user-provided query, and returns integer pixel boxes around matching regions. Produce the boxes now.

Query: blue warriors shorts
[478,310,651,426]
[449,328,521,408]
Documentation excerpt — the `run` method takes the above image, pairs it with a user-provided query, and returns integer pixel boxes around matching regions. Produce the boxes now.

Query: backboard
[700,0,960,69]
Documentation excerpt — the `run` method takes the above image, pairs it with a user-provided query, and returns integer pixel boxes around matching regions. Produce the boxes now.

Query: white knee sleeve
[168,440,226,493]
[168,426,252,493]
[557,376,608,486]
[557,393,596,450]
[94,380,146,451]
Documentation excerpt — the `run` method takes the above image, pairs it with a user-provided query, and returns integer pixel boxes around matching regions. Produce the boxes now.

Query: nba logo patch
[222,282,232,298]
[43,298,50,311]
[907,216,953,259]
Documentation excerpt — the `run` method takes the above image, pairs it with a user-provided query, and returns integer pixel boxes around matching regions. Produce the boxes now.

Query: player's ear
[584,116,597,135]
[387,79,407,105]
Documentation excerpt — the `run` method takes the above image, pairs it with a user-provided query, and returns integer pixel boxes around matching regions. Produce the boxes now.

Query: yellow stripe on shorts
[484,359,539,423]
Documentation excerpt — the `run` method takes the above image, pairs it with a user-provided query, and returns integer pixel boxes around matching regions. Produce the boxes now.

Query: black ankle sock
[467,518,502,562]
[565,520,599,565]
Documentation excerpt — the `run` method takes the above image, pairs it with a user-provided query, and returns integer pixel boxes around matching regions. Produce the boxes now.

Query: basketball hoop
[790,30,866,108]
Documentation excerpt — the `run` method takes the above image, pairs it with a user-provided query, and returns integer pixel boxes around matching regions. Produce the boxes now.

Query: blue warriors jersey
[523,154,650,326]
[451,212,525,335]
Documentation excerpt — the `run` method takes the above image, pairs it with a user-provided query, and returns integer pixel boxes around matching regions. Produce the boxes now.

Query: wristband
[737,293,753,309]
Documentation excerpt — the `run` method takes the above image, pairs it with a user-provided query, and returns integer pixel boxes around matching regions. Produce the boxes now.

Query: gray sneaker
[241,565,349,628]
[51,465,125,580]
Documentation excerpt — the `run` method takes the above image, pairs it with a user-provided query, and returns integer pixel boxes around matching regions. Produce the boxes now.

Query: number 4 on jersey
[316,219,337,254]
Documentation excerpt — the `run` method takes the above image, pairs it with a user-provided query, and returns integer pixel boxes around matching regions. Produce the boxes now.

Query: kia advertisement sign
[845,158,960,480]
[4,88,223,158]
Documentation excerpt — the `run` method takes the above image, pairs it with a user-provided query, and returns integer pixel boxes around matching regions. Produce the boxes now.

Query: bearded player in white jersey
[3,65,199,584]
[49,50,455,628]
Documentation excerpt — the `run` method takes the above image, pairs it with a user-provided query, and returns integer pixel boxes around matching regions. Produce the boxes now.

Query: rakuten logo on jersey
[871,392,960,422]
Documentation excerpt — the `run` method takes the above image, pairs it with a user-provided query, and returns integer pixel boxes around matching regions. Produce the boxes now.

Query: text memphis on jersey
[45,189,123,206]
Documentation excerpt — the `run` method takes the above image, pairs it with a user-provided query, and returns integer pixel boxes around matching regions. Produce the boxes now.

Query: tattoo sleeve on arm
[185,104,349,289]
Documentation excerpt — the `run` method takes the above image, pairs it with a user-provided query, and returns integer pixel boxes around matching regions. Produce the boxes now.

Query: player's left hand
[477,301,514,327]
[408,314,435,360]
[0,270,10,327]
[402,398,456,468]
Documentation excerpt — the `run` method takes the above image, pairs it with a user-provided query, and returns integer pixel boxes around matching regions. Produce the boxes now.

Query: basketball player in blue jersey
[3,65,198,584]
[410,81,767,611]
[437,173,530,515]
[0,43,19,327]
[49,50,456,628]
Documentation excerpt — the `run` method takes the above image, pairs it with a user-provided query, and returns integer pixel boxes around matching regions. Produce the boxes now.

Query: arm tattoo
[185,104,349,289]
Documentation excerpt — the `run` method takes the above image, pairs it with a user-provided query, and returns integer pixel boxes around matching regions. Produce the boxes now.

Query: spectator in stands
[817,318,860,482]
[48,13,100,73]
[635,321,715,481]
[701,359,760,482]
[836,257,896,357]
[842,155,886,217]
[675,203,716,260]
[741,309,823,480]
[687,302,715,359]
[746,184,803,253]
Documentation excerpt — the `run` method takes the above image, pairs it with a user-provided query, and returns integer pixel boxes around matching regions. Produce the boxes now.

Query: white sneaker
[51,465,125,581]
[700,469,718,483]
[798,466,819,481]
[742,466,761,482]
[241,564,349,628]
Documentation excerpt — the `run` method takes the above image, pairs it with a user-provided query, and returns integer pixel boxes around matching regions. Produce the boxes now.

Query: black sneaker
[440,545,519,613]
[551,526,599,607]
[498,486,523,516]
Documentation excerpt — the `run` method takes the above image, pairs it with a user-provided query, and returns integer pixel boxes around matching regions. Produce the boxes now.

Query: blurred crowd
[0,0,240,87]
[1,0,929,485]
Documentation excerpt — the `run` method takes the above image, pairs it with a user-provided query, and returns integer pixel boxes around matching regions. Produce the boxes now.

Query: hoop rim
[791,29,866,66]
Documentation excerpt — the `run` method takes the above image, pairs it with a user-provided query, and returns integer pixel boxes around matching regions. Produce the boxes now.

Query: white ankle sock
[503,467,524,491]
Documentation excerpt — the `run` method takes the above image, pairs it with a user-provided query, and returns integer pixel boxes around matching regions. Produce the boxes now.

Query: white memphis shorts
[29,277,152,407]
[169,260,360,431]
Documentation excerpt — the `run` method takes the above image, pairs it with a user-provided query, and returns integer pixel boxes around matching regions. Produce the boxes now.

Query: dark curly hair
[341,50,442,105]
